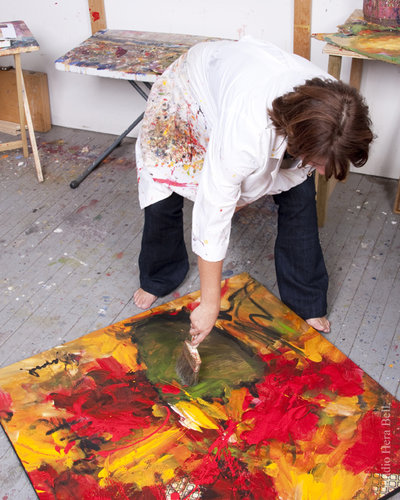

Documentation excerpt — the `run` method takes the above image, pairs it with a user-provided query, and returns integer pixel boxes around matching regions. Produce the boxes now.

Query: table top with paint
[313,9,400,66]
[0,20,39,57]
[55,30,222,82]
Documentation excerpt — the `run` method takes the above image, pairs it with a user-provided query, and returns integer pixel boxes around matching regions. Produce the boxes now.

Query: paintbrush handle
[184,340,201,366]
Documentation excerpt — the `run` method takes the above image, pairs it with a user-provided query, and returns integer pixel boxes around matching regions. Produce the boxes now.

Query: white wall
[2,0,399,178]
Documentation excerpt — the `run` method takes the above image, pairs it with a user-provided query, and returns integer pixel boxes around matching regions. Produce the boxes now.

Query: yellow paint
[335,413,360,441]
[357,35,400,52]
[226,387,247,421]
[173,401,218,431]
[196,397,228,421]
[269,442,367,500]
[15,425,83,471]
[264,462,279,477]
[98,428,189,489]
[152,402,169,418]
[301,332,346,364]
[324,396,360,417]
[110,341,140,371]
[291,468,367,500]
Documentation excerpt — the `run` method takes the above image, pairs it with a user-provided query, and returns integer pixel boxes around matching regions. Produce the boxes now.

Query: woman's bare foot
[133,288,158,310]
[306,316,331,333]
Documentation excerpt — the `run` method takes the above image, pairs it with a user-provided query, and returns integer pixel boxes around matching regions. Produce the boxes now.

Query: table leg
[394,178,400,214]
[70,112,144,188]
[316,54,344,226]
[69,81,151,188]
[327,54,342,80]
[14,54,28,157]
[349,58,363,91]
[14,54,44,182]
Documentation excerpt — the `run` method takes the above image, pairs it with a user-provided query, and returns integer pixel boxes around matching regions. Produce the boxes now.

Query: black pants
[138,174,328,319]
[273,173,328,319]
[139,192,189,297]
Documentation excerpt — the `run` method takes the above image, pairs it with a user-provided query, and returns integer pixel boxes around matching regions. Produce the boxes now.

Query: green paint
[130,309,265,400]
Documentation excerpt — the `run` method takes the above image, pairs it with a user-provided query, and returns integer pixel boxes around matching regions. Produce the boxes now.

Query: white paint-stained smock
[136,36,331,262]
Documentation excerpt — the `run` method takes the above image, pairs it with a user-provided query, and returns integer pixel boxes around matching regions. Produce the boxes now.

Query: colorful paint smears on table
[313,9,400,65]
[55,30,221,82]
[0,273,399,499]
[0,20,39,56]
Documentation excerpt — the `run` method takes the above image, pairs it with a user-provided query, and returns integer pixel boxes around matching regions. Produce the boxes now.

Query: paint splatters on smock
[137,53,208,206]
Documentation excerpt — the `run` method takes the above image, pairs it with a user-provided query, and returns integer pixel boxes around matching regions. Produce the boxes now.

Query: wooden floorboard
[0,125,399,498]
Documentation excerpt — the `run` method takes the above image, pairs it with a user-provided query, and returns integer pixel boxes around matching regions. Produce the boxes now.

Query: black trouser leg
[273,173,328,319]
[139,193,189,297]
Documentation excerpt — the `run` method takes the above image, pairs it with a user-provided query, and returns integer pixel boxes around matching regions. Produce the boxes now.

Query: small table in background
[313,9,400,217]
[55,30,221,188]
[0,20,43,182]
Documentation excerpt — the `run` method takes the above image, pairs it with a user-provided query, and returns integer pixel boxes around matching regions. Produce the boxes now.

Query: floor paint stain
[115,252,124,259]
[77,199,99,213]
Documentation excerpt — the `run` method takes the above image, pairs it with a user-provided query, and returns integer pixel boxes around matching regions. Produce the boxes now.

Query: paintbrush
[176,339,201,386]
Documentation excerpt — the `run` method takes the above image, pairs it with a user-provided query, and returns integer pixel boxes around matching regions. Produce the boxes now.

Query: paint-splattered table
[0,20,43,182]
[313,9,400,216]
[55,30,221,188]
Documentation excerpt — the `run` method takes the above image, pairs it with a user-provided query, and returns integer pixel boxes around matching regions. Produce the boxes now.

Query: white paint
[1,0,399,178]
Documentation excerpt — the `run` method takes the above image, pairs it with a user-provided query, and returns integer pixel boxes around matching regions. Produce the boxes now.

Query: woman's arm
[189,256,223,345]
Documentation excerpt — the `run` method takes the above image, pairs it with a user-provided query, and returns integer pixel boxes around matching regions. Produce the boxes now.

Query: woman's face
[309,161,326,176]
[300,155,327,176]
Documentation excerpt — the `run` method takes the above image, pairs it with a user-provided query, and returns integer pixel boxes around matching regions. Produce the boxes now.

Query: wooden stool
[0,21,43,182]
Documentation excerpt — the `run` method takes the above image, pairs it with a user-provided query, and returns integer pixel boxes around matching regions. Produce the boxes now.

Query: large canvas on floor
[0,273,399,499]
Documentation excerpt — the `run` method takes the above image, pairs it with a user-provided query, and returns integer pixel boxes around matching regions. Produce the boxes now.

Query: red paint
[115,251,124,259]
[91,11,100,22]
[242,354,326,445]
[153,177,193,188]
[64,439,76,455]
[47,357,163,442]
[220,278,229,298]
[76,199,99,213]
[98,406,171,458]
[343,411,389,473]
[30,463,131,498]
[186,301,200,312]
[363,0,400,26]
[115,46,127,57]
[319,358,364,397]
[161,384,181,394]
[191,419,277,496]
[0,389,12,419]
[344,400,400,474]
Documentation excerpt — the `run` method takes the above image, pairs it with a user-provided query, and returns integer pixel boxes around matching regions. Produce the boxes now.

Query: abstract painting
[0,273,399,499]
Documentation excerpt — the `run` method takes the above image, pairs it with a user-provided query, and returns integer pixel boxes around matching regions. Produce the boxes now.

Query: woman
[133,36,373,344]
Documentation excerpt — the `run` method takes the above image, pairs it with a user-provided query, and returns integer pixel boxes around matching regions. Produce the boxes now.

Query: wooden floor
[0,126,399,498]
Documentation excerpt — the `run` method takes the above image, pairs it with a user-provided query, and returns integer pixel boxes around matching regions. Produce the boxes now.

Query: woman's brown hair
[268,77,374,180]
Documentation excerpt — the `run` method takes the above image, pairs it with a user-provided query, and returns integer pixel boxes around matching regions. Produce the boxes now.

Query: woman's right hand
[189,301,220,346]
